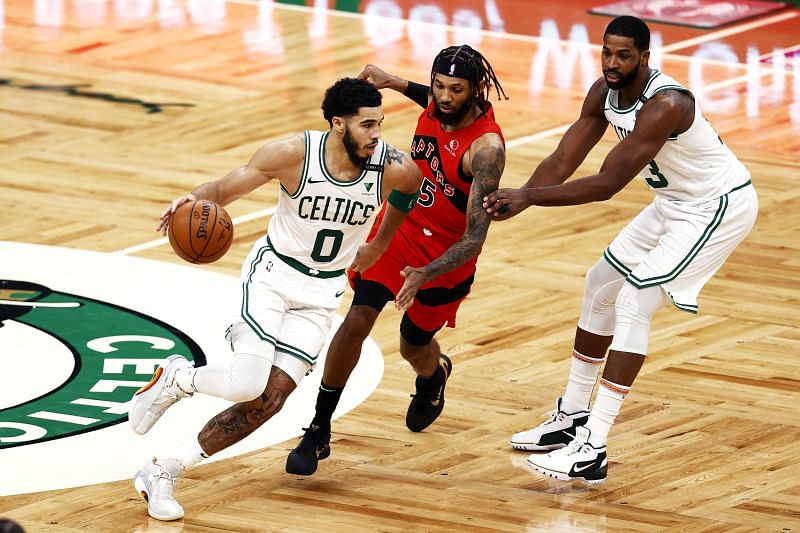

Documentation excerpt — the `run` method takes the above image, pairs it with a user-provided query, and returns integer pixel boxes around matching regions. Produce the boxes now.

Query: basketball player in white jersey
[128,78,422,520]
[483,16,757,483]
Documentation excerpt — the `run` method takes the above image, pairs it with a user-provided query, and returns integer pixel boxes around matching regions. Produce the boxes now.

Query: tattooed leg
[198,366,297,456]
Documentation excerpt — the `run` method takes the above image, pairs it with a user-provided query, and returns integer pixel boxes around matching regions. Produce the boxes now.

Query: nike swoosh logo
[335,290,345,298]
[572,462,597,473]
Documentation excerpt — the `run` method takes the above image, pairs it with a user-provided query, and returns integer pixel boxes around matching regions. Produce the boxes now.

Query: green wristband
[388,189,420,212]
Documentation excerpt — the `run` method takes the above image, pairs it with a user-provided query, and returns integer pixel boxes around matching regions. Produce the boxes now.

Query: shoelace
[297,427,327,452]
[153,469,176,498]
[542,410,566,426]
[151,371,192,410]
[561,437,592,457]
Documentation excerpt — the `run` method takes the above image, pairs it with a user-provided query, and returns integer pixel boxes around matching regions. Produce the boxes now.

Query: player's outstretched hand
[357,64,393,90]
[483,188,529,221]
[350,241,383,273]
[156,194,197,234]
[395,266,428,311]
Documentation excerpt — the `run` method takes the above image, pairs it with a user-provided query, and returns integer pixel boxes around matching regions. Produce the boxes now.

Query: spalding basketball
[168,199,234,264]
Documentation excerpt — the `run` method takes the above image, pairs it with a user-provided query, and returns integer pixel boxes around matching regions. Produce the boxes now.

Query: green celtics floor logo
[0,279,206,449]
[0,241,382,497]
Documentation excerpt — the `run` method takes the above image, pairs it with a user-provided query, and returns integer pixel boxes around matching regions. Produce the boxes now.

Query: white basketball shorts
[602,182,757,313]
[227,235,347,384]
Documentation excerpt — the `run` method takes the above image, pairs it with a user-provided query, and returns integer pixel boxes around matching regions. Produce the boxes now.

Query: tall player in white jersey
[128,78,422,520]
[483,16,757,483]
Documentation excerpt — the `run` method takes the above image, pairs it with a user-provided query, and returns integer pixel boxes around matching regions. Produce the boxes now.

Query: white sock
[585,379,630,447]
[561,349,604,413]
[168,438,209,473]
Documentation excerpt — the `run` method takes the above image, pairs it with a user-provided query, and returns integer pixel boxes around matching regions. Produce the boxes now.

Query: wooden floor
[2,0,800,530]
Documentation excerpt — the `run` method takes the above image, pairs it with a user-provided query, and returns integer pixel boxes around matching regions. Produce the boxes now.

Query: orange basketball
[168,199,234,264]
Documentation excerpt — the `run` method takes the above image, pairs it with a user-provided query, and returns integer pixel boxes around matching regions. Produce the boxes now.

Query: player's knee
[615,285,645,327]
[584,260,624,308]
[224,378,266,403]
[615,284,666,323]
[610,284,668,355]
[263,388,289,418]
[245,391,284,424]
[232,377,293,425]
[340,307,378,340]
[225,362,271,403]
[579,260,625,334]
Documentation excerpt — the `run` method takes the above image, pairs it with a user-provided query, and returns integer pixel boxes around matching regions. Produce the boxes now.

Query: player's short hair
[321,78,382,125]
[430,44,507,104]
[604,16,650,52]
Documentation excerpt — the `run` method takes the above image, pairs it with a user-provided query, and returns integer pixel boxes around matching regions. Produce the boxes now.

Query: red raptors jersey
[371,100,504,289]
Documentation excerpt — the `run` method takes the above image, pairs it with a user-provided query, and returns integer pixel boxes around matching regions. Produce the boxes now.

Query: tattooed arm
[395,133,505,310]
[350,145,422,272]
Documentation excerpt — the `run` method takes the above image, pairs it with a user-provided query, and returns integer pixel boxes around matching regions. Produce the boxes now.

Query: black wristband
[403,81,430,108]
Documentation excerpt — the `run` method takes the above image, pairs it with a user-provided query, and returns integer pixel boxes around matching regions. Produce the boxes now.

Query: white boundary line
[661,11,799,53]
[113,237,169,255]
[116,1,797,255]
[759,43,800,64]
[114,207,277,255]
[762,43,800,57]
[506,124,572,149]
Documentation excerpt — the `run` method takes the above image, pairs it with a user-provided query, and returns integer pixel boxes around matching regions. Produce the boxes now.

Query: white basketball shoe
[133,458,185,521]
[129,355,193,435]
[510,398,590,451]
[526,426,608,484]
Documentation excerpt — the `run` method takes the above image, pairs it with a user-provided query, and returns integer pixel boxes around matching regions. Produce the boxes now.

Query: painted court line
[114,207,277,255]
[506,124,572,149]
[661,11,799,53]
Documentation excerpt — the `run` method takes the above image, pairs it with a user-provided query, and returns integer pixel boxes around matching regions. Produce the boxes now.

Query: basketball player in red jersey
[287,45,507,476]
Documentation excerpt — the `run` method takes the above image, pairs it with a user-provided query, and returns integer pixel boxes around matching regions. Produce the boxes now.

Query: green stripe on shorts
[276,341,316,365]
[628,194,728,288]
[240,282,278,345]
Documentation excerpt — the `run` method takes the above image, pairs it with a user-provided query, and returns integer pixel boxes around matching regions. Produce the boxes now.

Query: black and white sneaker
[285,424,331,476]
[526,426,608,484]
[510,397,589,451]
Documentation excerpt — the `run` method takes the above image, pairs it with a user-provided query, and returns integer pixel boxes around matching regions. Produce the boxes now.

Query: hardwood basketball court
[1,0,799,530]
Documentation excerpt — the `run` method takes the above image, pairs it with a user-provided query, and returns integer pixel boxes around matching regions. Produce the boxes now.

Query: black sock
[311,381,344,430]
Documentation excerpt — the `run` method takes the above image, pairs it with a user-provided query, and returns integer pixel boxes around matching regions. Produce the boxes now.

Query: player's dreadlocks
[430,45,508,104]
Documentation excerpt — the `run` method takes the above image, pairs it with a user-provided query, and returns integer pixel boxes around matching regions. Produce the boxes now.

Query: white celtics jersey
[267,130,386,274]
[604,70,750,203]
